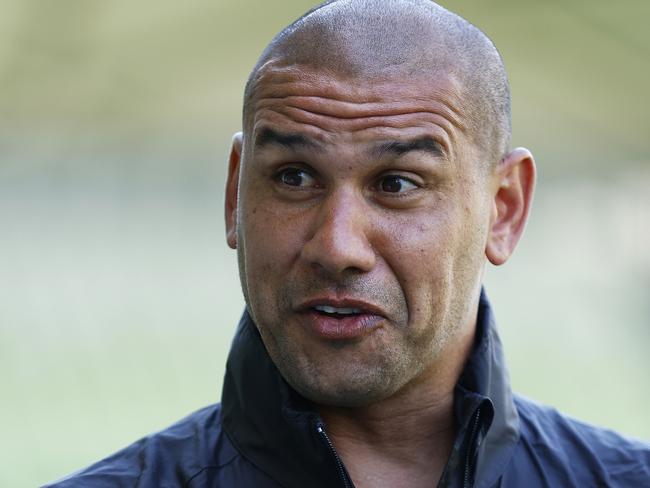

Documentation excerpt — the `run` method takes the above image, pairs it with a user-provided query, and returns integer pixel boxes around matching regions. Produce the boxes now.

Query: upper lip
[296,297,387,317]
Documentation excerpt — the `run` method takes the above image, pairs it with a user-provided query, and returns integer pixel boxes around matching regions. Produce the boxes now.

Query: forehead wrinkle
[251,71,468,150]
[259,95,465,131]
[262,105,457,155]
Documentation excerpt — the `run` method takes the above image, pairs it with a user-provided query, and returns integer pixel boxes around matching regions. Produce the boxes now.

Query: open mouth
[297,298,385,339]
[312,305,363,318]
[305,305,383,339]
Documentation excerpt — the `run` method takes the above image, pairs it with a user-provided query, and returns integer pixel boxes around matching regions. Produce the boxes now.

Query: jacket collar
[221,290,520,487]
[454,290,520,487]
[221,310,344,487]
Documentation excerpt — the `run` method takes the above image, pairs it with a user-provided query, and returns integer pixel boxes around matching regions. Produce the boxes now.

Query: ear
[225,132,243,249]
[486,147,536,265]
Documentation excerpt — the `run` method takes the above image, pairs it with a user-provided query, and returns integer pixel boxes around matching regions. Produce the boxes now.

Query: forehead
[245,60,470,157]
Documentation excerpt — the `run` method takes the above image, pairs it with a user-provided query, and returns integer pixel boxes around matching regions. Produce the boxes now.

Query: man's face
[226,62,495,407]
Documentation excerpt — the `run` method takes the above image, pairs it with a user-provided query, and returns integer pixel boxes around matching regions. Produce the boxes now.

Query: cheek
[381,205,458,270]
[240,201,306,303]
[377,209,458,314]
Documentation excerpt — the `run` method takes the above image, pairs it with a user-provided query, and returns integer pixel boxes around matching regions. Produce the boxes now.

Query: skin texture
[225,1,535,486]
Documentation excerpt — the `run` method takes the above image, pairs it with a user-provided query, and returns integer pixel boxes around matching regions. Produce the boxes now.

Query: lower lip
[301,311,384,340]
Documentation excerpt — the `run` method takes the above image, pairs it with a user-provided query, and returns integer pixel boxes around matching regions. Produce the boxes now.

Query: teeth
[314,305,362,315]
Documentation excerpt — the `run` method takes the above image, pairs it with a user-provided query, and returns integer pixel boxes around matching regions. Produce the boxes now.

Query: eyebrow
[254,128,319,150]
[254,129,445,160]
[371,136,446,159]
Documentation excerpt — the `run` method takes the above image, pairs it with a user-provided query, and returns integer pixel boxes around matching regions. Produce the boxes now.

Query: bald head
[243,0,511,166]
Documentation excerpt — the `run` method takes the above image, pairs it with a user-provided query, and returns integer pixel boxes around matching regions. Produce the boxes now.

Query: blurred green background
[1,1,648,486]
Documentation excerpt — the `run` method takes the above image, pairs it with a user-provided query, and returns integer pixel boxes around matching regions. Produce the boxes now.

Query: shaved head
[243,0,511,166]
[228,0,537,415]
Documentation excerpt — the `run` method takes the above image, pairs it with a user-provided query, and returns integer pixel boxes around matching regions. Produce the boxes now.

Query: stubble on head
[242,0,512,172]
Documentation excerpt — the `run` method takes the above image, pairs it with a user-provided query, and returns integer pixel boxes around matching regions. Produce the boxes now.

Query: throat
[317,396,457,488]
[323,422,455,488]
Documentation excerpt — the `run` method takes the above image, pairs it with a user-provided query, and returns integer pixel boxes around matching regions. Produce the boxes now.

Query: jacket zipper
[463,407,482,488]
[316,423,353,488]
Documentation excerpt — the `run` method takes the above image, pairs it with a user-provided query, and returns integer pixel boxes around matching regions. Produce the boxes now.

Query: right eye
[275,168,319,188]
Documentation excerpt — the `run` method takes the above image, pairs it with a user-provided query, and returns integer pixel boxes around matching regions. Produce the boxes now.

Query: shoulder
[42,404,280,488]
[506,394,650,487]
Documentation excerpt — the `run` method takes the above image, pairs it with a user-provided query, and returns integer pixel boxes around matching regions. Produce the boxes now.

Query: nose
[300,188,376,276]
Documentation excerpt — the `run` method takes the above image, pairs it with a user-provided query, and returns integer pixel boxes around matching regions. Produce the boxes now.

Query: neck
[317,322,476,488]
[319,390,455,488]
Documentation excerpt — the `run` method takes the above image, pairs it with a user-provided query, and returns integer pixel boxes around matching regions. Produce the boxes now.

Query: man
[46,1,649,487]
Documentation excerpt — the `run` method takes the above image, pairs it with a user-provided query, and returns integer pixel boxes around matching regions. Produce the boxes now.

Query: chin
[282,365,402,408]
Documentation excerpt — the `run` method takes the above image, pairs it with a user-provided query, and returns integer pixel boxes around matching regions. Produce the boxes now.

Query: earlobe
[486,147,536,265]
[225,132,243,250]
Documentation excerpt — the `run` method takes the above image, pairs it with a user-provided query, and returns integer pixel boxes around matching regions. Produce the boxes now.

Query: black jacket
[45,293,650,487]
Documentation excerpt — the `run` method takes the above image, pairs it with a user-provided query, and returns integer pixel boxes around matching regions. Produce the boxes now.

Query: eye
[276,167,319,188]
[378,175,419,193]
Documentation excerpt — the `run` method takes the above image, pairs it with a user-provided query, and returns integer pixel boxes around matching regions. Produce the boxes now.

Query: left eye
[276,168,318,188]
[378,175,418,193]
